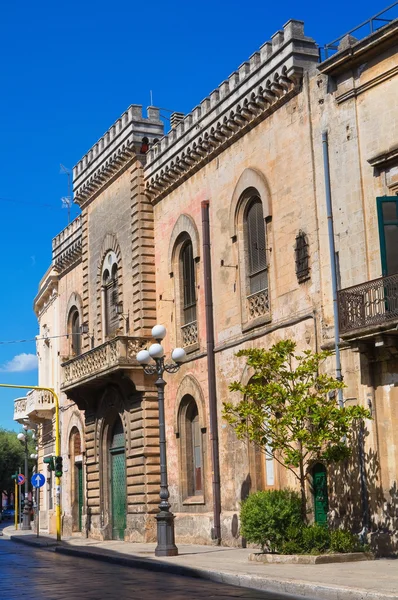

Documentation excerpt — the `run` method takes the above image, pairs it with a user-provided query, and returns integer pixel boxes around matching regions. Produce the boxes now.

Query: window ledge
[183,342,200,355]
[242,314,272,334]
[183,495,205,506]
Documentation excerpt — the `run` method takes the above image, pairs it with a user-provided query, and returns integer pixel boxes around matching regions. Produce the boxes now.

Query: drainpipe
[322,131,344,409]
[201,200,221,544]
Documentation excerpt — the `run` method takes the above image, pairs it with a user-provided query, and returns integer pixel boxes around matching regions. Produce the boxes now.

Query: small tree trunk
[299,457,307,523]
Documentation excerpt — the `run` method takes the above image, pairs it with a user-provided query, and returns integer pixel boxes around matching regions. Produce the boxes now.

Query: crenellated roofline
[144,20,319,204]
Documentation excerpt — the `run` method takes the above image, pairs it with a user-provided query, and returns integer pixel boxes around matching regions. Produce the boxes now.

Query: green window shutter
[377,196,398,276]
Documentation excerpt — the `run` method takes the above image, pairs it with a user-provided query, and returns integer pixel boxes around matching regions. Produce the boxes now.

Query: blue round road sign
[31,473,46,488]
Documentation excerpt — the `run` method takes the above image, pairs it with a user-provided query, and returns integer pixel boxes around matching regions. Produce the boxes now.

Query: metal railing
[320,3,398,61]
[338,272,398,334]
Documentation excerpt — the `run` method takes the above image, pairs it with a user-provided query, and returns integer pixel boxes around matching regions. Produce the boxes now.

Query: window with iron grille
[295,231,310,283]
[181,240,197,325]
[246,198,267,294]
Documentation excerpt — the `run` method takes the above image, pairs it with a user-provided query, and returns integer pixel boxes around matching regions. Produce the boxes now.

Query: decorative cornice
[368,144,398,169]
[52,215,82,274]
[145,71,303,203]
[144,20,319,203]
[73,105,164,208]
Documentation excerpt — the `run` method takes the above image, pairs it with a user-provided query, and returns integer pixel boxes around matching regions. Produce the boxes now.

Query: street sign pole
[14,477,18,530]
[19,466,22,527]
[31,473,46,538]
[36,487,40,538]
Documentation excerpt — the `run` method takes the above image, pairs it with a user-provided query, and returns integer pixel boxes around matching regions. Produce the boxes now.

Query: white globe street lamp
[136,325,186,557]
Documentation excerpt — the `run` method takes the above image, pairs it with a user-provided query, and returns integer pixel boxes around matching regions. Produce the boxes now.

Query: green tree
[0,428,35,504]
[223,340,370,520]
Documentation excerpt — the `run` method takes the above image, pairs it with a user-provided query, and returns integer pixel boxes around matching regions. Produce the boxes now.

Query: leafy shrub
[280,524,330,555]
[330,529,362,553]
[302,524,331,554]
[280,540,304,555]
[240,489,302,552]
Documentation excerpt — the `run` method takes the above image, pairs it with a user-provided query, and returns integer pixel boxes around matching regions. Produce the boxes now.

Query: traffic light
[43,456,55,471]
[54,456,63,478]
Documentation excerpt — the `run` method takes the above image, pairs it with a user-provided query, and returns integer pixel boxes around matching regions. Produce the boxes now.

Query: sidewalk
[3,526,398,600]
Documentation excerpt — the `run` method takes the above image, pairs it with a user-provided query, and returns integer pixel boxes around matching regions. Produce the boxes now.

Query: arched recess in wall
[168,214,200,276]
[94,384,131,463]
[96,234,123,341]
[230,168,272,328]
[174,375,207,434]
[65,410,86,455]
[168,215,201,350]
[174,375,207,501]
[65,293,84,357]
[229,167,272,239]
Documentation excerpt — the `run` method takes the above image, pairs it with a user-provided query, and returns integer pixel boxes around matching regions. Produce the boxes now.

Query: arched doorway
[312,463,329,525]
[109,418,126,540]
[69,427,83,532]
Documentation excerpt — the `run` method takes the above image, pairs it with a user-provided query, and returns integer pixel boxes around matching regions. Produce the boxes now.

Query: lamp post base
[155,510,178,556]
[21,507,31,531]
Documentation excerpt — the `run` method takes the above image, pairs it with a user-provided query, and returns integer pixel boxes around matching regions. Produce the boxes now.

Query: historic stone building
[23,13,398,550]
[144,16,398,548]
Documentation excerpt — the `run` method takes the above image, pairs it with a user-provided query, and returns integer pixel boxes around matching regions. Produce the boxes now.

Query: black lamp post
[137,325,186,557]
[17,426,31,531]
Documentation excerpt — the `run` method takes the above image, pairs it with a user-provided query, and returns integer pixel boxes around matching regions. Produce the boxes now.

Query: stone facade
[31,16,398,552]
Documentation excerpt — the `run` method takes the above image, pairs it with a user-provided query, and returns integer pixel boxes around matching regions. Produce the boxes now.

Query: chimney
[170,112,184,129]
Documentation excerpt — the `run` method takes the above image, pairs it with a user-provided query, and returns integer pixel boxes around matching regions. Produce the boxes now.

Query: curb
[5,533,398,600]
[7,533,58,548]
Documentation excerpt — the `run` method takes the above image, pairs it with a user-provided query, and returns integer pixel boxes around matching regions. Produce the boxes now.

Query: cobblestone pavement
[0,537,305,600]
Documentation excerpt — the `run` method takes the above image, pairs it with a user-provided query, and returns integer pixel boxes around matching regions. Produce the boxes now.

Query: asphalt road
[0,536,310,600]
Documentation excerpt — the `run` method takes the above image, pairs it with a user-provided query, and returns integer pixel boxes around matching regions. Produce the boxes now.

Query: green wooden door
[111,451,126,540]
[110,419,126,541]
[313,464,328,525]
[77,464,83,532]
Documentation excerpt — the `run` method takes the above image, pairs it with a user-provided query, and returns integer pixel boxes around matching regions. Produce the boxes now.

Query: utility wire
[0,332,89,346]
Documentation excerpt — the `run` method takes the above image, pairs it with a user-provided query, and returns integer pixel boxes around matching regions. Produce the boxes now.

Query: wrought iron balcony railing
[338,272,398,335]
[61,335,148,390]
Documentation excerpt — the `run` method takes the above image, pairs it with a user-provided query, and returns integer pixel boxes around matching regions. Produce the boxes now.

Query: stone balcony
[13,390,55,424]
[61,336,148,392]
[13,397,28,423]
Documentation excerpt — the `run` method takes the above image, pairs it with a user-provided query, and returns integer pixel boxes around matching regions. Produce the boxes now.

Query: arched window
[69,427,83,532]
[180,239,198,347]
[102,252,119,338]
[68,307,81,356]
[245,197,269,321]
[246,198,267,295]
[184,397,203,497]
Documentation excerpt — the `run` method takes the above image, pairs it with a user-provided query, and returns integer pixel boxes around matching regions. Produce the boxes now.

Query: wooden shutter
[247,198,267,294]
[181,241,197,324]
[71,310,81,356]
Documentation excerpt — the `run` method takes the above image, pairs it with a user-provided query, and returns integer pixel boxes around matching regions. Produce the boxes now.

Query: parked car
[2,507,15,520]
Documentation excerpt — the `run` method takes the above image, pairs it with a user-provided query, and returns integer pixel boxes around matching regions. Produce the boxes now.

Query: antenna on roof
[60,164,72,224]
[150,90,153,106]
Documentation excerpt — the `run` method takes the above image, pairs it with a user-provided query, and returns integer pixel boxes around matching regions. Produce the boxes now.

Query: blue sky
[0,0,395,429]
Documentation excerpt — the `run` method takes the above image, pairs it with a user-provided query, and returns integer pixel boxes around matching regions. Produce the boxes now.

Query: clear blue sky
[0,0,395,430]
